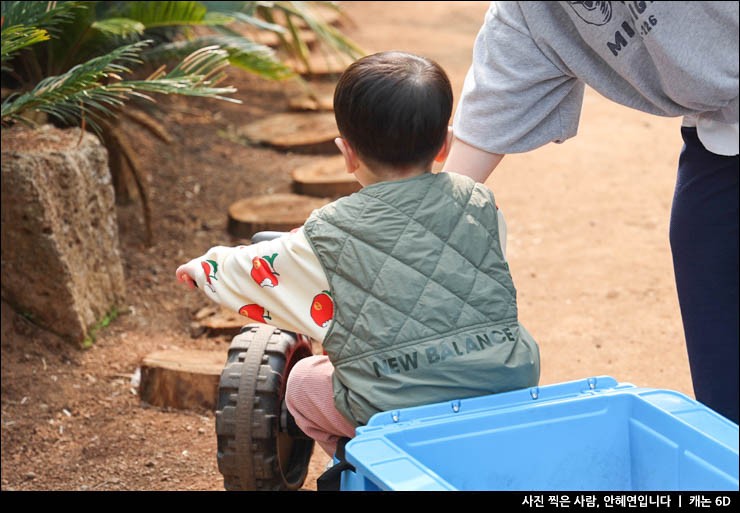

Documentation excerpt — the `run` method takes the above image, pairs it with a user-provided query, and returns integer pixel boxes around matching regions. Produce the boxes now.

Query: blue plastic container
[341,376,739,491]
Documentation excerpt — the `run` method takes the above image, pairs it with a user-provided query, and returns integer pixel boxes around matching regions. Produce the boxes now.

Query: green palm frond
[251,1,363,74]
[1,1,85,35]
[283,7,311,68]
[1,25,50,68]
[210,31,293,79]
[1,40,238,132]
[130,45,240,100]
[228,10,286,34]
[121,1,235,29]
[204,1,364,62]
[1,0,363,128]
[146,31,293,79]
[91,18,146,38]
[278,1,363,60]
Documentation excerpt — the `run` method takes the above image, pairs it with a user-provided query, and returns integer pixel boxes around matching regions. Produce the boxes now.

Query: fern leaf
[122,1,234,28]
[229,11,287,34]
[1,1,86,35]
[144,34,293,80]
[1,41,239,131]
[279,1,363,59]
[91,18,146,38]
[1,25,50,67]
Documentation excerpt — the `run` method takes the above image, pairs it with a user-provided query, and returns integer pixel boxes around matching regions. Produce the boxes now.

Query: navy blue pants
[669,127,739,423]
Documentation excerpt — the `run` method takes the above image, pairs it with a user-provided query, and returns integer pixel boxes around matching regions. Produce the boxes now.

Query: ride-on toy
[215,323,315,490]
[214,234,739,492]
[214,323,739,492]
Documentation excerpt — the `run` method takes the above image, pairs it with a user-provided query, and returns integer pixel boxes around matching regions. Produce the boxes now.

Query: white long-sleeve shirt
[182,211,508,341]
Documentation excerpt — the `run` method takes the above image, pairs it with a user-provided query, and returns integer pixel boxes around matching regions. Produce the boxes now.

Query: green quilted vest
[303,172,540,426]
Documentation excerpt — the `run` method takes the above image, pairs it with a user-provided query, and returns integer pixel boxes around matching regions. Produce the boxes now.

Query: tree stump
[292,155,361,198]
[138,349,225,411]
[189,305,247,338]
[284,53,349,78]
[288,90,334,112]
[237,112,339,153]
[245,28,318,48]
[286,78,336,112]
[227,193,330,239]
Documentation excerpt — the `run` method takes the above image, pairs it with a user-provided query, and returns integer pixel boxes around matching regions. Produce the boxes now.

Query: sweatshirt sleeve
[187,228,331,341]
[452,2,585,155]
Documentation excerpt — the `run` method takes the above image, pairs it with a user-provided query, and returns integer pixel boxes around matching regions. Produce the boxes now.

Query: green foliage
[19,310,35,322]
[1,1,84,34]
[0,1,85,70]
[1,39,237,132]
[0,1,363,247]
[1,1,363,129]
[0,24,49,69]
[82,306,120,349]
[122,0,236,27]
[91,18,145,38]
[145,34,294,80]
[276,1,363,69]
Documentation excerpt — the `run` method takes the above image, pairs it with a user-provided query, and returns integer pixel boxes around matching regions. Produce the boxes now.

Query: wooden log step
[243,27,318,49]
[292,155,361,198]
[284,53,350,78]
[138,349,225,411]
[235,3,343,47]
[237,112,339,153]
[288,90,334,112]
[286,79,336,112]
[227,193,330,239]
[189,305,247,338]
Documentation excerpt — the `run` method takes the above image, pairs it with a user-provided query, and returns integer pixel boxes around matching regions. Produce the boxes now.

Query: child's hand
[175,262,198,290]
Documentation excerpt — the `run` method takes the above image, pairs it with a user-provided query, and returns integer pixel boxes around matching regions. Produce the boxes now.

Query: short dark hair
[333,51,453,172]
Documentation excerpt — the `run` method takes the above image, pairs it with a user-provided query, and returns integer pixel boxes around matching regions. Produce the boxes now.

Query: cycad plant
[1,1,362,244]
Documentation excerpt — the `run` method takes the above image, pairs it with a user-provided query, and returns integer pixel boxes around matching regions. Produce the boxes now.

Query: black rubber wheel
[215,323,315,490]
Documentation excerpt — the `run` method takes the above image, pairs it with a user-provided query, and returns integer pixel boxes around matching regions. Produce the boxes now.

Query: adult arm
[442,136,505,183]
[447,2,584,182]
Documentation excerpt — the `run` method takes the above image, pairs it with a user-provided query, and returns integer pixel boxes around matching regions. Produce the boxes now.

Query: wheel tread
[215,323,314,491]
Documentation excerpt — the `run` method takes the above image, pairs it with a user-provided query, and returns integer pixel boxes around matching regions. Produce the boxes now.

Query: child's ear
[434,126,454,163]
[335,137,360,174]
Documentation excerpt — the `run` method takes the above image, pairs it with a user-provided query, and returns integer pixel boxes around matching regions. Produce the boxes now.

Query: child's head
[333,51,453,181]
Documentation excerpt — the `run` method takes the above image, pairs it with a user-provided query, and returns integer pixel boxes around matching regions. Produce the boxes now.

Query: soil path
[1,2,691,492]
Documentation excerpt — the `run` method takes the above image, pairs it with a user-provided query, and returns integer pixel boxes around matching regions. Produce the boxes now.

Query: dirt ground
[1,2,693,492]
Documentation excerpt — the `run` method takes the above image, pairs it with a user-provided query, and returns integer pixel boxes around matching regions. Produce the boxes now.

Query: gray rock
[1,125,126,345]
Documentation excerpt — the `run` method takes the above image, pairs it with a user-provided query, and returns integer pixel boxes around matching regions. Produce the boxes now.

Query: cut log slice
[288,91,334,112]
[284,54,350,77]
[227,193,330,239]
[190,306,247,338]
[138,349,225,411]
[286,79,336,112]
[245,28,318,48]
[292,155,361,198]
[237,112,339,153]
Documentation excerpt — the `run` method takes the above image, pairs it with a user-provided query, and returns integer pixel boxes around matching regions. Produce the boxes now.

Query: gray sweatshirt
[453,1,739,156]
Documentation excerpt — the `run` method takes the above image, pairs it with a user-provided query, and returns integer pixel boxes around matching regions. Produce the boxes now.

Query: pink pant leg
[285,355,356,457]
